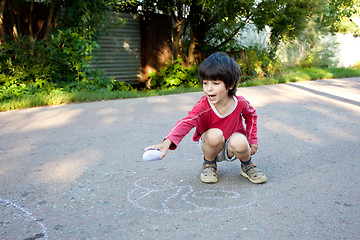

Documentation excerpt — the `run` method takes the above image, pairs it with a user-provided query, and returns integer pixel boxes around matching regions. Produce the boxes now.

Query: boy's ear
[230,82,237,89]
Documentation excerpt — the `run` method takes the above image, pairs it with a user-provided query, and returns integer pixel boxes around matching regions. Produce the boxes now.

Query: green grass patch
[239,67,360,87]
[1,67,360,112]
[0,86,203,112]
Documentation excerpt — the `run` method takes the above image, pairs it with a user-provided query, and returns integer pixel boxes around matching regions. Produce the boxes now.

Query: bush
[0,30,120,101]
[0,35,57,101]
[237,47,282,80]
[299,41,338,68]
[148,58,200,89]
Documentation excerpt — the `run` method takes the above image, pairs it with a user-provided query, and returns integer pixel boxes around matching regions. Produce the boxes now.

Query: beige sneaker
[200,163,218,184]
[241,162,267,184]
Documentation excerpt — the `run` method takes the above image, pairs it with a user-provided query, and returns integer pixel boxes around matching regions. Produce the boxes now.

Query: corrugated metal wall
[90,13,141,84]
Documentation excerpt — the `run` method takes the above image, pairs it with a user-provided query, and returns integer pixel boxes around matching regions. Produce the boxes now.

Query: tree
[120,0,359,66]
[318,0,360,35]
[0,0,121,89]
[0,0,7,43]
[119,0,254,66]
[0,0,122,42]
[0,0,62,41]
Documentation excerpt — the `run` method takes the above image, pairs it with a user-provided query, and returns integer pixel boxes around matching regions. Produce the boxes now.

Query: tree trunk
[239,49,248,65]
[7,0,18,39]
[0,0,6,43]
[187,2,210,63]
[53,0,61,28]
[170,4,187,62]
[43,0,56,40]
[29,0,34,41]
[172,19,183,59]
[15,2,21,37]
[186,27,196,67]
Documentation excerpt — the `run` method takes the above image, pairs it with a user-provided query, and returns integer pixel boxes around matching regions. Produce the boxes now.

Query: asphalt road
[1,78,359,240]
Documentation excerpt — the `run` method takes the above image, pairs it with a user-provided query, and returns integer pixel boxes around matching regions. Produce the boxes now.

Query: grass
[239,67,360,87]
[1,67,360,112]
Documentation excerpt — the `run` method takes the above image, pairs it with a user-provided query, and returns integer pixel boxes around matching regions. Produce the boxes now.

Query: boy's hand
[145,139,172,159]
[250,144,258,155]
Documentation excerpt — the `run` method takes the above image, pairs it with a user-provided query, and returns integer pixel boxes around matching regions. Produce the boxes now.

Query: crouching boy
[146,52,267,184]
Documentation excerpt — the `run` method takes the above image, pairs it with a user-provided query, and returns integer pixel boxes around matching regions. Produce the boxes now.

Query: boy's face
[202,80,231,105]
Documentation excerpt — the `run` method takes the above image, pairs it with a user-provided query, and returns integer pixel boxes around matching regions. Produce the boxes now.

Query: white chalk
[143,149,162,161]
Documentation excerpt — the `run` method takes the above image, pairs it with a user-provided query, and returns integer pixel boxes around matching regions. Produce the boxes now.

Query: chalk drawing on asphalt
[0,197,48,240]
[127,178,257,214]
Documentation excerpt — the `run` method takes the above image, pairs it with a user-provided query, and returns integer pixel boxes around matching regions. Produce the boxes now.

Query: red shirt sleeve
[165,97,210,150]
[240,97,258,145]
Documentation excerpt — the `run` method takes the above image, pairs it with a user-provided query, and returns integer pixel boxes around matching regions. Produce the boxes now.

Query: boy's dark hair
[198,52,241,96]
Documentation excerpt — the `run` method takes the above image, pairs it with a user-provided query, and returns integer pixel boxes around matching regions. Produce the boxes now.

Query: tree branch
[208,17,253,53]
[208,24,244,52]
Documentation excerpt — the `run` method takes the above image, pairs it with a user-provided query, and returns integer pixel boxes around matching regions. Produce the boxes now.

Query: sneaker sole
[201,179,218,184]
[241,171,267,184]
[200,175,218,184]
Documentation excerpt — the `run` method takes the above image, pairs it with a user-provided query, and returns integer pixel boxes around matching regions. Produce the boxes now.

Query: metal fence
[90,13,142,84]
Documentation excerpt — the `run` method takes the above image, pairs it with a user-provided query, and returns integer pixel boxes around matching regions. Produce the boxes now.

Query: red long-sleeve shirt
[165,95,258,150]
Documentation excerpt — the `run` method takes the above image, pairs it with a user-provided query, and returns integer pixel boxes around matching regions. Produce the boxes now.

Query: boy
[146,52,267,184]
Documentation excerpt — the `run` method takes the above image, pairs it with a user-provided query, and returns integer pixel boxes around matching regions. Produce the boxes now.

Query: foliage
[238,67,360,87]
[0,33,134,102]
[50,28,99,81]
[278,19,339,68]
[2,66,360,112]
[0,0,62,41]
[0,0,129,102]
[316,0,360,33]
[352,60,360,68]
[2,0,360,105]
[148,58,200,89]
[0,35,56,101]
[59,0,117,37]
[329,0,360,37]
[115,0,139,12]
[120,0,360,66]
[299,43,338,68]
[147,47,283,88]
[235,47,282,80]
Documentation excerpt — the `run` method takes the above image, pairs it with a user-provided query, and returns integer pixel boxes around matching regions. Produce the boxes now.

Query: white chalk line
[127,178,257,215]
[0,197,48,239]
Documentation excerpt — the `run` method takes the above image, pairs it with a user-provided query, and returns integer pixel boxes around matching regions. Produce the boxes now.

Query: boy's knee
[227,133,249,153]
[203,128,224,147]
